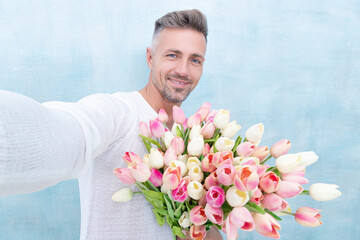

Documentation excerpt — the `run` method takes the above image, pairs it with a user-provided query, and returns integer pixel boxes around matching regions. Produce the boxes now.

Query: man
[0,9,222,239]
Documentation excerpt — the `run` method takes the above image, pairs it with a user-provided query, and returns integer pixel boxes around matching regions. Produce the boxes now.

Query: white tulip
[213,109,230,129]
[222,120,242,139]
[169,160,188,177]
[178,211,191,228]
[161,184,172,196]
[225,186,249,207]
[163,131,174,149]
[186,157,202,170]
[188,166,204,182]
[245,123,264,146]
[112,188,133,202]
[142,154,151,168]
[171,122,182,136]
[178,154,188,164]
[215,137,235,152]
[276,154,301,173]
[309,183,342,201]
[149,148,164,169]
[242,157,260,165]
[298,151,319,167]
[190,124,202,140]
[232,156,244,166]
[187,135,204,157]
[187,181,204,200]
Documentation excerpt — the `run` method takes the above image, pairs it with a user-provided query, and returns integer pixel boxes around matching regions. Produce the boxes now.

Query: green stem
[280,211,295,216]
[300,190,309,195]
[133,192,143,195]
[261,155,272,165]
[135,182,150,191]
[147,180,161,192]
[139,135,165,152]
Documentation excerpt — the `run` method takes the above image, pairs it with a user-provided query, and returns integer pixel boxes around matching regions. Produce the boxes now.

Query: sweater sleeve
[0,90,132,197]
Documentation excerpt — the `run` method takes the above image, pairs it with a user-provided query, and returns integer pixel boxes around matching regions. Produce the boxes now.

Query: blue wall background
[0,0,359,239]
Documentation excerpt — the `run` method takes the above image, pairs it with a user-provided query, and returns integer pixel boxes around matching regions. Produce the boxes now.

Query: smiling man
[0,9,222,240]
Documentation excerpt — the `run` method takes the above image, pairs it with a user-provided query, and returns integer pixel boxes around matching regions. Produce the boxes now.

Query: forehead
[154,28,207,57]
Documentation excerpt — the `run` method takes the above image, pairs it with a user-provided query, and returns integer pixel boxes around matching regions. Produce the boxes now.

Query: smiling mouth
[167,77,191,87]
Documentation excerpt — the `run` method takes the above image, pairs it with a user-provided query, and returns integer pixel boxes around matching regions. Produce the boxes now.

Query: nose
[174,59,189,77]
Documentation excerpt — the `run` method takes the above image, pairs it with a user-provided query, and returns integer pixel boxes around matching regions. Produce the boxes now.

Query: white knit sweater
[0,90,173,239]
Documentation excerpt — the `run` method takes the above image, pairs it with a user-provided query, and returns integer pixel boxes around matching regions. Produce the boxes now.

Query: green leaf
[166,215,174,228]
[142,138,152,153]
[174,202,184,219]
[139,135,165,152]
[245,202,266,214]
[264,209,282,221]
[143,190,164,202]
[300,190,310,195]
[153,209,165,226]
[153,208,169,216]
[172,226,186,238]
[146,197,164,209]
[164,195,175,220]
[232,136,242,154]
[176,126,182,137]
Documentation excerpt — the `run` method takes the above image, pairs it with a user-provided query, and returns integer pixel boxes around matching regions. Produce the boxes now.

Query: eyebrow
[167,49,205,60]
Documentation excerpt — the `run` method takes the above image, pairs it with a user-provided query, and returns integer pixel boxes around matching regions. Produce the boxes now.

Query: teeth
[171,79,184,85]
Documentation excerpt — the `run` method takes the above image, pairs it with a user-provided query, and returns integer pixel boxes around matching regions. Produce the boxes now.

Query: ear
[146,47,153,69]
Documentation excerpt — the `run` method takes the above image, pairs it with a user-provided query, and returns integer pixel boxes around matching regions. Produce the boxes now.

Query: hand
[176,226,223,240]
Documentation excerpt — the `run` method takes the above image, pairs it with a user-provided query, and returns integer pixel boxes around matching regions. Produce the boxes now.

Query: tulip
[162,131,174,149]
[162,166,182,190]
[202,153,216,172]
[169,160,187,177]
[205,204,223,225]
[216,163,236,186]
[270,139,291,158]
[253,212,281,239]
[206,186,225,208]
[222,120,242,139]
[281,166,309,185]
[275,154,301,174]
[213,109,230,129]
[261,193,289,212]
[241,157,260,166]
[171,122,182,136]
[188,165,204,182]
[122,152,142,165]
[171,136,185,155]
[259,172,280,193]
[173,105,186,124]
[190,225,206,240]
[179,211,191,228]
[206,109,217,122]
[225,207,254,240]
[161,184,172,196]
[201,120,216,139]
[177,154,188,164]
[202,143,210,156]
[190,205,207,226]
[187,113,202,128]
[189,124,202,140]
[309,183,342,201]
[142,154,151,168]
[215,137,235,152]
[236,142,256,157]
[149,118,165,138]
[250,146,270,162]
[204,172,220,190]
[187,181,204,200]
[112,188,133,202]
[232,156,244,166]
[139,121,152,138]
[114,168,136,185]
[226,186,249,207]
[186,157,202,170]
[276,181,303,198]
[187,135,204,157]
[295,207,322,227]
[298,151,319,167]
[149,168,163,187]
[163,146,177,166]
[196,102,211,122]
[245,123,264,146]
[172,179,188,202]
[157,108,168,123]
[198,189,208,206]
[129,160,151,182]
[212,151,233,168]
[233,165,259,191]
[149,148,164,169]
[250,188,264,205]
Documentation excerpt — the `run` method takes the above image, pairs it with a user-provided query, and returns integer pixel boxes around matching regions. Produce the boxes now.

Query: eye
[191,58,202,65]
[167,54,176,58]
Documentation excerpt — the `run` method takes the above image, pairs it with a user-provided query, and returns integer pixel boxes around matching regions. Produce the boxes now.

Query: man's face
[147,28,207,103]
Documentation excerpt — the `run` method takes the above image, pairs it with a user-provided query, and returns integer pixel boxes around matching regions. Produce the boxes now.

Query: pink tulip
[275,180,303,198]
[226,207,255,240]
[190,205,207,226]
[251,146,270,162]
[163,147,177,166]
[129,160,151,183]
[149,168,163,187]
[172,179,188,202]
[270,139,291,158]
[216,164,236,186]
[212,151,233,168]
[202,153,216,173]
[190,225,206,240]
[158,108,168,123]
[196,102,211,122]
[114,168,136,185]
[139,121,152,138]
[122,152,142,165]
[173,105,186,124]
[204,204,223,225]
[198,189,207,206]
[233,166,259,191]
[206,186,225,208]
[149,118,165,138]
[256,164,268,177]
[162,166,181,190]
[295,207,322,227]
[187,113,202,128]
[202,143,210,156]
[236,142,256,157]
[253,213,281,239]
[204,172,220,190]
[201,120,216,139]
[261,193,289,212]
[171,136,185,155]
[259,172,280,193]
[250,188,264,205]
[281,166,309,185]
[205,109,217,122]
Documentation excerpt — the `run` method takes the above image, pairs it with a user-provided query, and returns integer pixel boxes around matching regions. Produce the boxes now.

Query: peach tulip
[190,225,206,240]
[204,204,223,225]
[162,166,181,190]
[234,165,259,191]
[190,205,207,226]
[253,212,281,239]
[259,172,280,193]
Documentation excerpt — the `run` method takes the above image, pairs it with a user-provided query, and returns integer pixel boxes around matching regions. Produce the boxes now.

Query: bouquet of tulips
[112,103,341,240]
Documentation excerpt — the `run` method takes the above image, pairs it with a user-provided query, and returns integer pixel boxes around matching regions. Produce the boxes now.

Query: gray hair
[151,9,208,50]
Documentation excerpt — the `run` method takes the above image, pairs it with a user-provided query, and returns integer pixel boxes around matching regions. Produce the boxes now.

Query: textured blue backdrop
[0,0,359,239]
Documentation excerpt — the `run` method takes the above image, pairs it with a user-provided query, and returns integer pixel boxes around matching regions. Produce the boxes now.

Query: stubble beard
[152,78,192,103]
